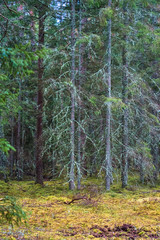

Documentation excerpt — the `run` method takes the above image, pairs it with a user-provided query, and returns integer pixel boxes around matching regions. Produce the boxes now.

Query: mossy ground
[0,176,160,239]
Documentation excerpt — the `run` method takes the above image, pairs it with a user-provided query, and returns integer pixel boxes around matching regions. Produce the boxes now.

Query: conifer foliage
[0,0,159,188]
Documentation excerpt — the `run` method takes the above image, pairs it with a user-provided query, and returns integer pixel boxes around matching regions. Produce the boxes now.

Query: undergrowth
[0,176,160,239]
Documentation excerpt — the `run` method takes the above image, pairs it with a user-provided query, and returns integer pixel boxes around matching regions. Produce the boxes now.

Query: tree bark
[121,2,129,188]
[69,0,76,190]
[77,0,83,190]
[10,116,14,177]
[0,117,7,182]
[17,79,22,180]
[35,7,45,185]
[151,134,159,182]
[105,0,112,191]
[139,97,144,184]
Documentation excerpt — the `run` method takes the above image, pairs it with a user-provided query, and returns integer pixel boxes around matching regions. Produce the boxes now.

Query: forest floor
[0,177,160,239]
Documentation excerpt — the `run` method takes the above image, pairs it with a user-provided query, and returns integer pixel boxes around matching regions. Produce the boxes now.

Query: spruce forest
[0,0,160,239]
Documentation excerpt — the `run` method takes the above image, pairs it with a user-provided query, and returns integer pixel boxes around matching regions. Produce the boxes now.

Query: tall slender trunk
[105,0,112,191]
[121,3,129,188]
[17,79,22,180]
[152,141,159,181]
[139,97,144,184]
[151,134,159,182]
[69,0,76,190]
[35,7,45,185]
[77,0,82,190]
[30,9,36,51]
[0,117,7,182]
[52,151,57,178]
[10,116,14,177]
[140,154,144,184]
[21,111,24,180]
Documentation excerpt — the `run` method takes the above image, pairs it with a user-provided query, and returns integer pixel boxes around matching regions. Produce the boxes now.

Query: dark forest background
[0,0,160,190]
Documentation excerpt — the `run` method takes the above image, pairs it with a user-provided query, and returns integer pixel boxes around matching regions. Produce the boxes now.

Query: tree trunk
[153,141,159,181]
[35,7,45,185]
[77,0,83,190]
[0,117,7,182]
[139,98,144,184]
[10,116,14,177]
[121,3,129,188]
[140,155,144,184]
[69,0,76,190]
[17,79,22,180]
[105,0,112,191]
[52,151,57,178]
[151,135,159,182]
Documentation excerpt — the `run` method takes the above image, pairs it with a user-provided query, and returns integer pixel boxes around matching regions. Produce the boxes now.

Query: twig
[3,0,17,14]
[0,18,8,42]
[0,13,8,20]
[0,13,29,30]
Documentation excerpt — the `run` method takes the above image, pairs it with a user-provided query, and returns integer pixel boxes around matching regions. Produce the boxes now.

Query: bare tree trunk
[105,0,112,191]
[10,116,14,177]
[121,3,129,188]
[151,134,159,182]
[140,154,144,184]
[35,7,45,185]
[52,151,57,178]
[0,117,8,182]
[139,97,144,184]
[153,141,159,181]
[21,112,24,180]
[77,0,82,190]
[17,79,22,180]
[69,0,76,190]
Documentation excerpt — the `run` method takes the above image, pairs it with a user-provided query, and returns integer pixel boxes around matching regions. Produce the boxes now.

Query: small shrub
[0,196,27,227]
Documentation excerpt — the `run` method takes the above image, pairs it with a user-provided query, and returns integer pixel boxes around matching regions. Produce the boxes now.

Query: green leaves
[76,34,102,49]
[103,96,126,109]
[89,96,97,107]
[0,44,36,155]
[0,44,36,77]
[0,138,16,155]
[99,7,113,26]
[86,0,104,8]
[0,196,27,227]
[89,95,127,114]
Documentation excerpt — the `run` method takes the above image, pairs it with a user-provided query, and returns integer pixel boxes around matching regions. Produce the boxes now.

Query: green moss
[0,177,160,239]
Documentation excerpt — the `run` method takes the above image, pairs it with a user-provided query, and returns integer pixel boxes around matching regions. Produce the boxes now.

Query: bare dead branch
[64,195,88,204]
[0,18,8,42]
[0,13,29,30]
[3,0,17,14]
[0,13,8,20]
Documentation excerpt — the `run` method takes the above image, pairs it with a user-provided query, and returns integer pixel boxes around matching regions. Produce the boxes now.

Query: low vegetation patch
[0,178,160,239]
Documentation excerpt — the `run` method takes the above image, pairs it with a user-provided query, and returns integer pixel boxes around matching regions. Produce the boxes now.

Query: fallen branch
[64,195,88,205]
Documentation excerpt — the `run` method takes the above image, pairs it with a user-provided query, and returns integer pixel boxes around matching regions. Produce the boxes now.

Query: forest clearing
[0,177,160,239]
[0,0,160,239]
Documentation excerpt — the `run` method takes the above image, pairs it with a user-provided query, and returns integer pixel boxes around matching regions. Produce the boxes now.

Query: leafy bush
[0,196,27,227]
